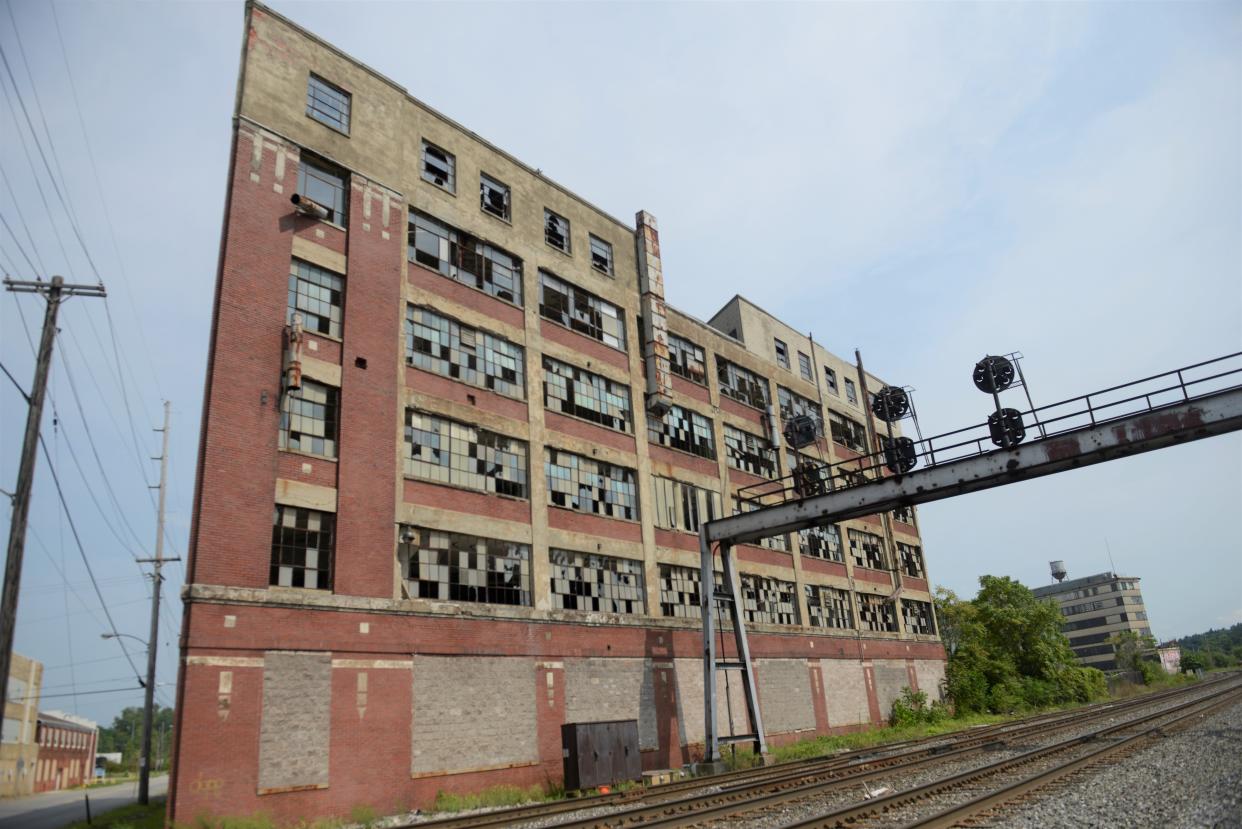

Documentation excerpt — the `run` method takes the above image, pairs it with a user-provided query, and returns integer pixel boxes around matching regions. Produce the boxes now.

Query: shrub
[889,687,944,728]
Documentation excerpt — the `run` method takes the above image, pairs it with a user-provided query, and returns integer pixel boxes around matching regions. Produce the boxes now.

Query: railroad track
[776,679,1242,829]
[409,672,1238,829]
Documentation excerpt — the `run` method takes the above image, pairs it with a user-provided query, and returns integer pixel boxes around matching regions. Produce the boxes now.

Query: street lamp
[100,632,148,649]
[100,632,156,800]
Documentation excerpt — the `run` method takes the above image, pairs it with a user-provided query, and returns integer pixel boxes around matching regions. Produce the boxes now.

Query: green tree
[96,706,175,771]
[1179,651,1206,674]
[1108,630,1157,673]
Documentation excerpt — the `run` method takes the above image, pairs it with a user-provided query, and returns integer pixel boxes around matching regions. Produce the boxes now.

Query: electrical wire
[0,164,45,274]
[0,209,40,276]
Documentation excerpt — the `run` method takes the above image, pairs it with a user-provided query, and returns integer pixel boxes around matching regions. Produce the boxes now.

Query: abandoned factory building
[170,2,946,822]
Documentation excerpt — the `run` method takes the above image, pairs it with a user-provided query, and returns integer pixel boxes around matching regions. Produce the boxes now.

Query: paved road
[0,775,167,829]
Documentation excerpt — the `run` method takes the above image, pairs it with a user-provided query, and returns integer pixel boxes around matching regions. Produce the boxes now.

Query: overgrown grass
[65,798,166,829]
[430,783,553,813]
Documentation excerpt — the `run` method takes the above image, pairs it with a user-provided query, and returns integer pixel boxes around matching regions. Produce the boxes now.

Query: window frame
[805,583,854,629]
[400,527,531,607]
[420,139,456,193]
[542,355,633,433]
[667,333,707,385]
[544,208,571,254]
[270,505,335,591]
[305,73,351,135]
[278,378,339,459]
[717,357,769,409]
[723,423,778,479]
[798,351,813,381]
[828,409,868,453]
[404,409,529,499]
[652,476,722,534]
[296,156,349,227]
[844,378,858,404]
[405,305,525,399]
[774,338,790,369]
[549,549,645,615]
[407,208,523,306]
[287,259,344,339]
[589,234,614,276]
[538,270,627,351]
[479,172,511,221]
[647,404,716,459]
[824,366,838,395]
[544,447,637,520]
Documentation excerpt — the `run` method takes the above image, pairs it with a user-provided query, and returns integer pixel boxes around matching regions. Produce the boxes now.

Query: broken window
[902,598,936,635]
[773,338,790,369]
[549,550,644,614]
[400,527,530,606]
[741,573,799,626]
[858,592,898,632]
[270,506,334,590]
[734,498,788,552]
[828,410,868,453]
[479,172,510,220]
[420,140,455,191]
[408,209,523,305]
[723,424,777,479]
[798,352,813,381]
[542,355,632,432]
[652,477,721,534]
[545,448,637,520]
[824,366,838,395]
[717,357,769,409]
[589,234,614,276]
[544,209,571,253]
[404,410,528,498]
[778,386,824,434]
[844,378,858,405]
[657,563,722,620]
[306,74,350,134]
[799,523,844,562]
[405,305,524,398]
[806,584,853,629]
[648,404,716,459]
[279,379,338,458]
[296,156,348,226]
[897,542,924,578]
[892,504,916,526]
[668,334,706,384]
[848,528,888,571]
[288,259,343,338]
[538,270,626,350]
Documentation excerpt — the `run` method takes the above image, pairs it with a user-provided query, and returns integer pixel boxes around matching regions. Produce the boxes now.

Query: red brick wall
[539,319,628,370]
[403,479,531,525]
[547,506,643,543]
[408,262,525,330]
[544,410,637,454]
[405,365,528,422]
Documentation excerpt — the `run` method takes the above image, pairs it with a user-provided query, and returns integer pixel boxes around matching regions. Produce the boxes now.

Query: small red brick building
[34,712,98,792]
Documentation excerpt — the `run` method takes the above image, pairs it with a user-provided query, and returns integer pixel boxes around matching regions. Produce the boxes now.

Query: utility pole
[0,276,106,716]
[136,400,178,805]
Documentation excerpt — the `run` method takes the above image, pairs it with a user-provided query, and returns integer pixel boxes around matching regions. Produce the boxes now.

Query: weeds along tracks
[416,674,1237,829]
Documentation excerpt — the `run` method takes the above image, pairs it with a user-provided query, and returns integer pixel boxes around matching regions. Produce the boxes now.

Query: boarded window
[258,652,331,792]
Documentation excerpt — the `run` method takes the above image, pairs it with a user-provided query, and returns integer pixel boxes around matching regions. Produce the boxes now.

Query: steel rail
[774,680,1242,829]
[525,678,1240,829]
[403,676,1234,829]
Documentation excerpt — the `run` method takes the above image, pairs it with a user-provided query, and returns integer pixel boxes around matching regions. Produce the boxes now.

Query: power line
[14,686,145,703]
[0,210,40,276]
[0,164,45,274]
[0,358,28,400]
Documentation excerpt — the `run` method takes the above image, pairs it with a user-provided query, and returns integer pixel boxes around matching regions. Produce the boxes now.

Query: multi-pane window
[824,366,838,395]
[480,172,510,220]
[297,157,348,226]
[271,506,334,590]
[858,592,898,632]
[420,140,455,191]
[652,477,721,534]
[741,573,799,626]
[829,410,868,453]
[734,498,788,551]
[288,259,343,338]
[549,550,644,614]
[658,563,722,620]
[897,542,925,578]
[778,386,823,433]
[799,523,844,562]
[806,584,853,629]
[848,528,888,570]
[845,378,858,404]
[774,338,790,369]
[404,410,528,498]
[544,209,571,253]
[306,74,350,133]
[279,380,338,458]
[798,352,813,381]
[723,424,777,479]
[589,235,614,276]
[405,306,525,398]
[542,356,632,432]
[545,448,637,520]
[903,598,936,634]
[408,209,523,305]
[400,527,530,606]
[892,504,916,526]
[717,358,769,409]
[648,405,715,459]
[668,334,707,384]
[538,271,626,350]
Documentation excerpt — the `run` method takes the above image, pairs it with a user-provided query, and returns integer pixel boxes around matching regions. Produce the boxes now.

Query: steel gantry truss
[698,353,1242,764]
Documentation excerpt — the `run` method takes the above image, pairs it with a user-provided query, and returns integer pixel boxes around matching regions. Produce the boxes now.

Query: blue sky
[0,1,1238,727]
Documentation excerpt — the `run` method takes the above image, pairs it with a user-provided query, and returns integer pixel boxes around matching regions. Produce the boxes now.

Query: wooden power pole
[0,276,105,716]
[136,400,178,805]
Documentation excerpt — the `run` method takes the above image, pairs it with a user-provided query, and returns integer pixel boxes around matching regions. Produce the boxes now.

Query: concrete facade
[1,653,41,797]
[1032,572,1153,671]
[169,3,946,823]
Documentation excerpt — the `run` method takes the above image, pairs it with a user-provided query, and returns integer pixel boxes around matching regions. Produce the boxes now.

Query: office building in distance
[1033,571,1153,671]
